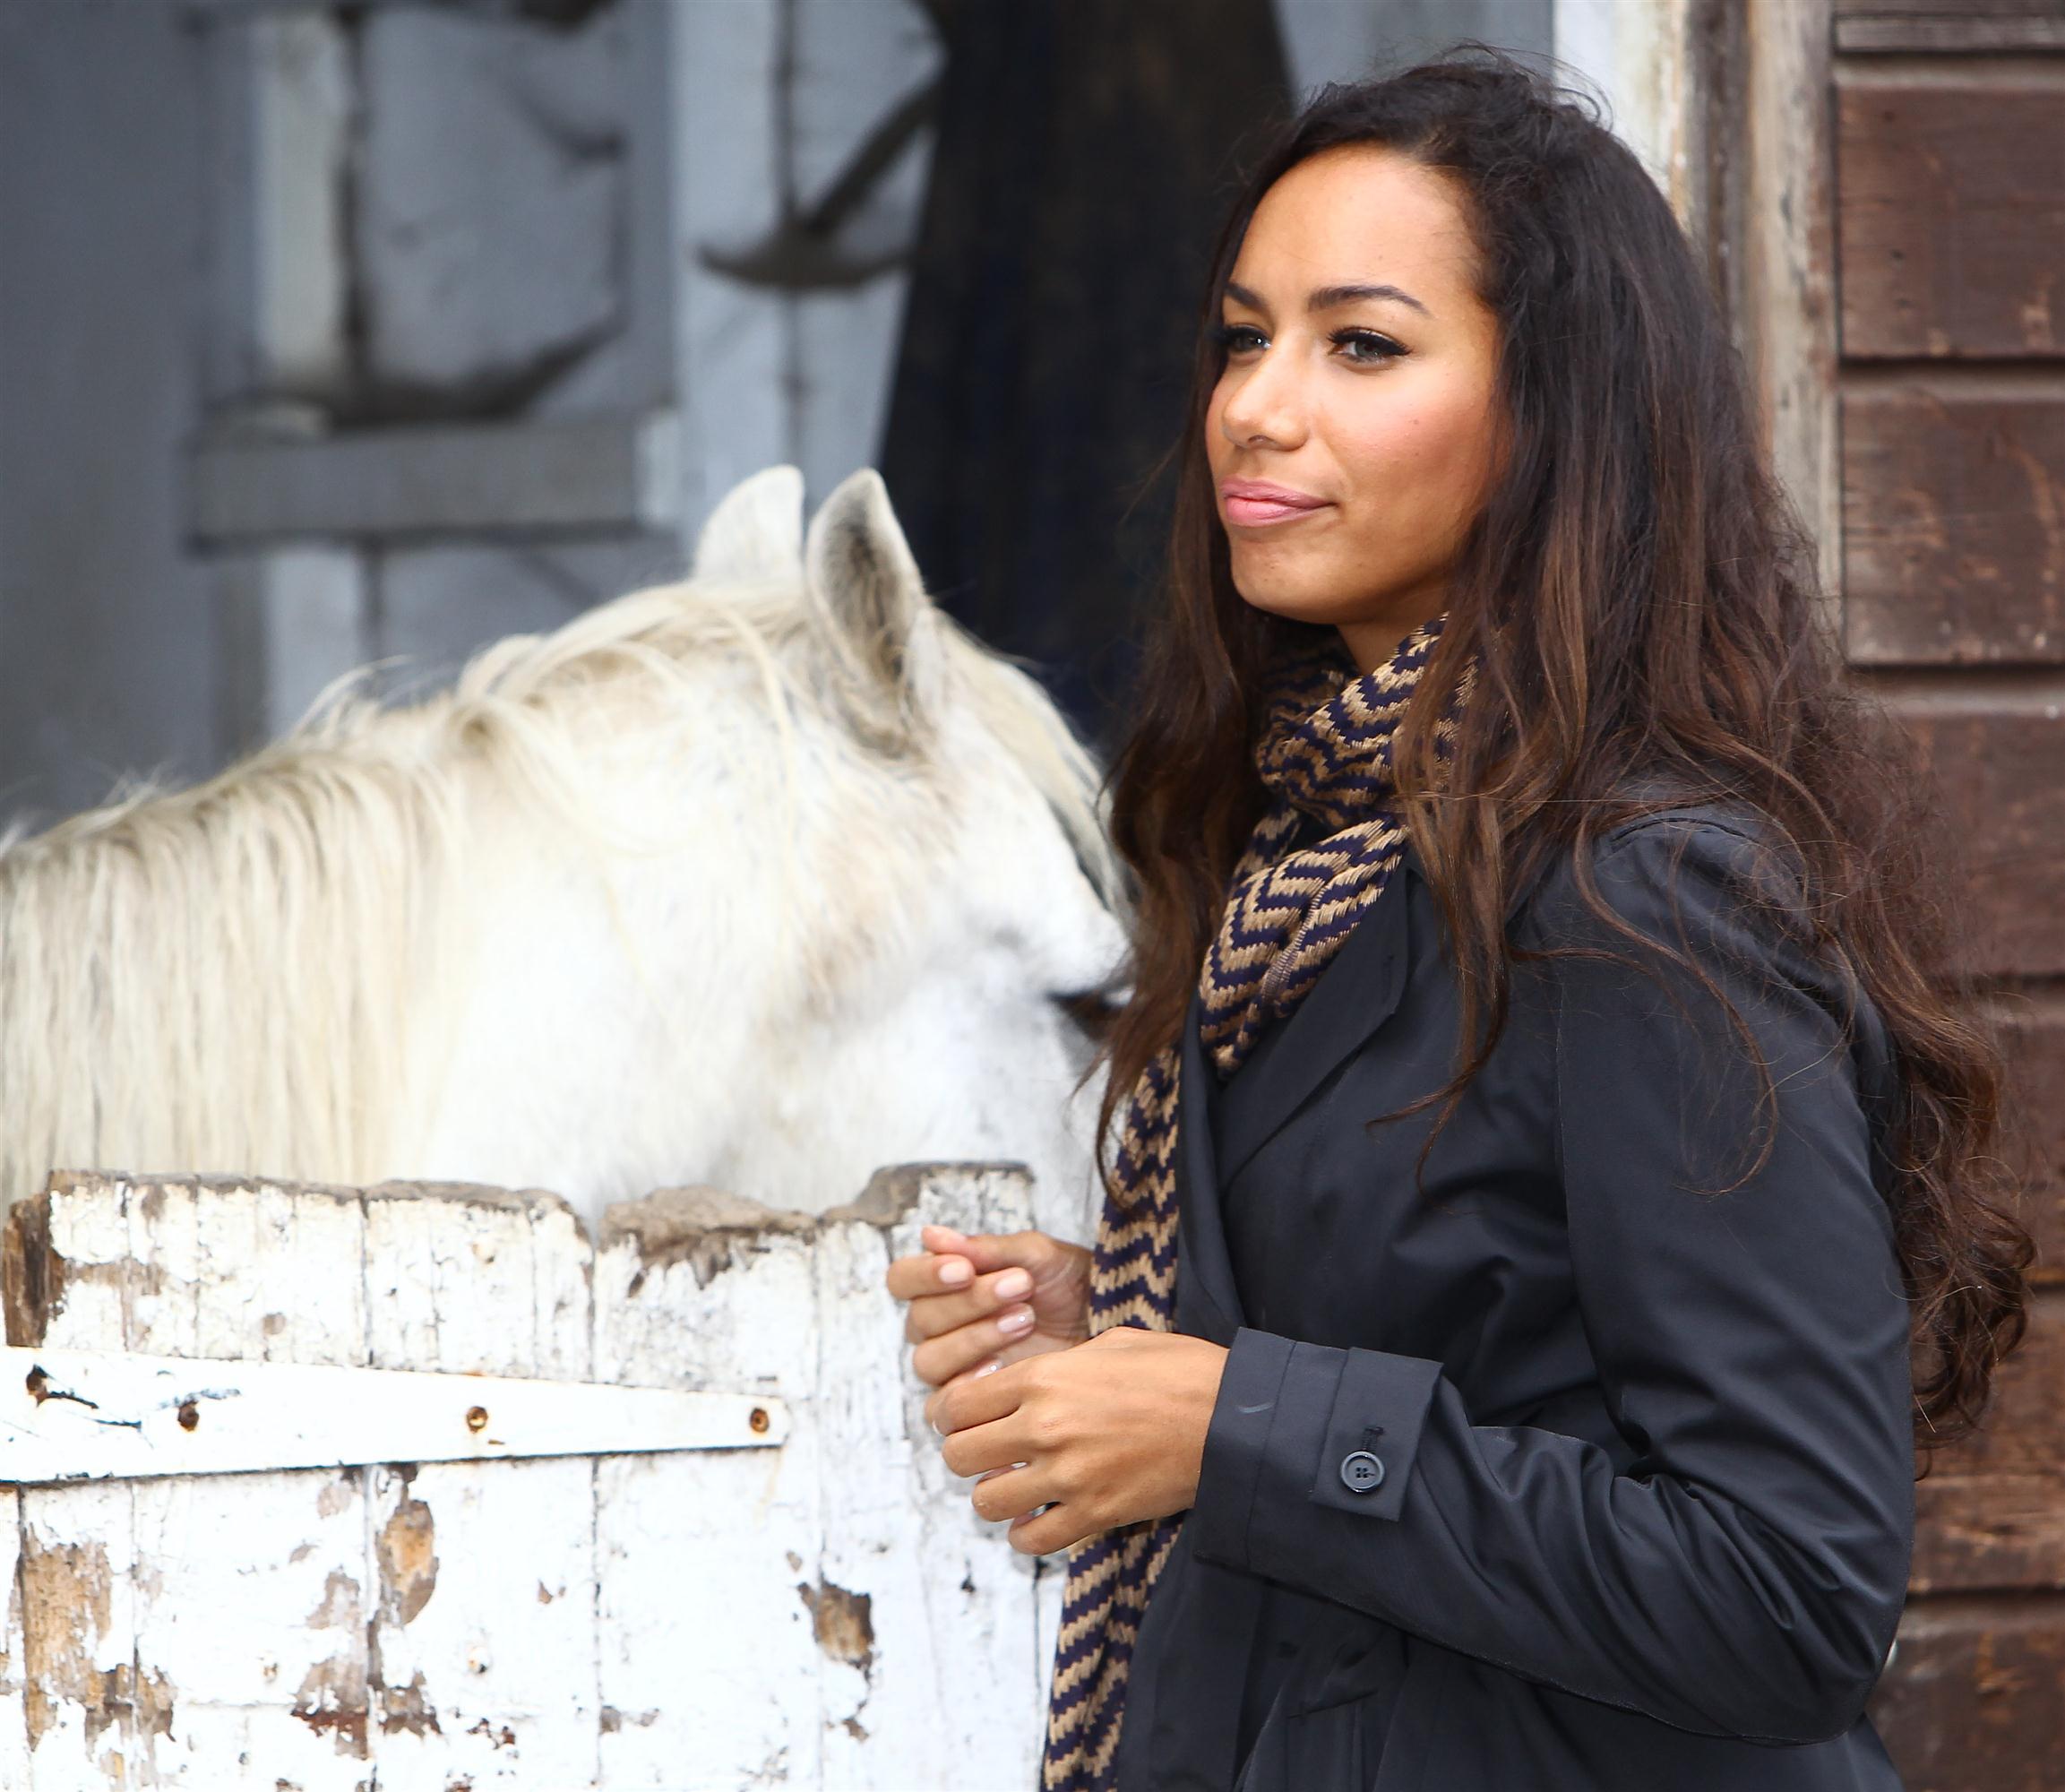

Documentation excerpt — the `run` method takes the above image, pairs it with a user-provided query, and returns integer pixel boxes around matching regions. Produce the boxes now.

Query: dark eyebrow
[1223,279,1432,319]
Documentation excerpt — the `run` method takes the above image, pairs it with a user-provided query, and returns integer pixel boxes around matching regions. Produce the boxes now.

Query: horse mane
[0,566,1119,1211]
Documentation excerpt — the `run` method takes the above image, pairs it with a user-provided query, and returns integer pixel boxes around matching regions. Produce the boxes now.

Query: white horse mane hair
[0,466,1122,1211]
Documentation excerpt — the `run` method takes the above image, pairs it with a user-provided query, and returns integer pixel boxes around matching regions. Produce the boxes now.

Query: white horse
[0,465,1128,1240]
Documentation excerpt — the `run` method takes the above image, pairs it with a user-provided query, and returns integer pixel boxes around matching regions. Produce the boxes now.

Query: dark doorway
[878,0,1293,751]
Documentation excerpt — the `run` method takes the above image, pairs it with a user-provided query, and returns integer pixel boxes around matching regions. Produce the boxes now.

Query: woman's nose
[1219,345,1306,449]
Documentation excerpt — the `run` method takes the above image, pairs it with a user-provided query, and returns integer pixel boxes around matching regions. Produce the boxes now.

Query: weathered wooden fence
[0,1165,1054,1789]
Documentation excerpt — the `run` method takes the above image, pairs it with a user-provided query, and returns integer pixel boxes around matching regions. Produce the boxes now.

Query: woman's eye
[1334,329,1406,366]
[1211,322,1404,366]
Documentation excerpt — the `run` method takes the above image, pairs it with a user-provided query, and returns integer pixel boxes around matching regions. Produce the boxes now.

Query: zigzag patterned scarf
[1041,615,1458,1790]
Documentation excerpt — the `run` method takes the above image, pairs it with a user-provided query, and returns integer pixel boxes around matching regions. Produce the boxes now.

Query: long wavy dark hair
[1096,47,2032,1452]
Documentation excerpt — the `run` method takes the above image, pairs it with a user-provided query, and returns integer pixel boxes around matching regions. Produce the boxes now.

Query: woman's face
[1205,143,1504,672]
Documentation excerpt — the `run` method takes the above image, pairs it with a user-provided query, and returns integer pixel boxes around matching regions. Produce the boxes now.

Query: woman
[882,49,2032,1792]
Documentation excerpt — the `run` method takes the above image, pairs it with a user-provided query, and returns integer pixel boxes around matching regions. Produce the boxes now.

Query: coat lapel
[1167,836,1580,1335]
[1174,989,1246,1346]
[1209,849,1416,1190]
[1172,849,1422,1342]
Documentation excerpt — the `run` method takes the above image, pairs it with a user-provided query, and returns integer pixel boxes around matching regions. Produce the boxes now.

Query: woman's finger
[899,1265,1037,1343]
[966,1461,1049,1525]
[943,1355,1005,1388]
[1005,1501,1086,1557]
[941,1417,1031,1480]
[909,1306,1035,1386]
[883,1249,975,1302]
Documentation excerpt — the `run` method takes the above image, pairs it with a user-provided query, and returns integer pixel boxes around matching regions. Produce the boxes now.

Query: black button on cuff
[1338,1449,1386,1494]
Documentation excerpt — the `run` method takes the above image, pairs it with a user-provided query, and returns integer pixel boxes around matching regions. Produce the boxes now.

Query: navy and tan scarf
[1040,615,1461,1790]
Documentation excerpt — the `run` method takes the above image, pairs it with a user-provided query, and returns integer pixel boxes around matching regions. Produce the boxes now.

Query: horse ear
[802,467,944,745]
[693,464,805,583]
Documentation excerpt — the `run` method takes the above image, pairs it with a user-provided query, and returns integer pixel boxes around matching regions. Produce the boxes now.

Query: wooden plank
[365,1179,595,1383]
[1871,1594,2065,1788]
[125,1466,372,1787]
[1993,991,2065,1279]
[1833,0,2065,16]
[1838,15,2065,51]
[811,1169,1054,1790]
[1918,1296,2065,1483]
[360,1178,602,1789]
[1843,382,2065,664]
[1878,691,2065,978]
[16,1478,150,1785]
[1553,0,1704,224]
[0,1346,784,1483]
[121,1176,375,1788]
[593,1166,1053,1792]
[592,1185,834,1788]
[1911,1295,2065,1591]
[365,1457,603,1787]
[1915,1473,2065,1594]
[0,1490,30,1784]
[3,1175,383,1784]
[1735,0,1843,608]
[1837,70,2065,360]
[3,1172,135,1352]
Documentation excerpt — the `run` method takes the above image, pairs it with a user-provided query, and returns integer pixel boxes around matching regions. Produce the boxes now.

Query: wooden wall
[1829,2,2065,1781]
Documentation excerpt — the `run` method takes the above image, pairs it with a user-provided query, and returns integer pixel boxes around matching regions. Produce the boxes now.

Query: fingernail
[998,1305,1034,1335]
[939,1258,972,1287]
[994,1269,1032,1301]
[972,1357,1002,1378]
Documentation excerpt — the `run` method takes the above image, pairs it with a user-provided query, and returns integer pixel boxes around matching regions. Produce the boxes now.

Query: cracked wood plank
[362,1179,602,1788]
[0,1488,27,1780]
[590,1164,1052,1791]
[0,1347,784,1481]
[131,1176,375,1788]
[8,1176,379,1786]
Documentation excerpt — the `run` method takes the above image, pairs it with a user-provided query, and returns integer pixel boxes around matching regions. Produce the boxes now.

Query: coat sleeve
[1183,816,1916,1745]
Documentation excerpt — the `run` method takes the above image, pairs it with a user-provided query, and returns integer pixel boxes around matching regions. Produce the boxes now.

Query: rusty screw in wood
[176,1400,200,1432]
[750,1406,770,1434]
[466,1405,489,1434]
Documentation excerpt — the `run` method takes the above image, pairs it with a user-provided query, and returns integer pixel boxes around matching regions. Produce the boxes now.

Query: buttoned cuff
[1190,1327,1443,1575]
[1309,1343,1442,1522]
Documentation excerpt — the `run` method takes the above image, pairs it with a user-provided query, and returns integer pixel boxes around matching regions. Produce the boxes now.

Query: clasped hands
[883,1224,1229,1556]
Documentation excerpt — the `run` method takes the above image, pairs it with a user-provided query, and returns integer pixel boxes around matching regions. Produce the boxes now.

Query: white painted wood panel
[0,1163,1049,1788]
[0,1348,784,1482]
[0,1490,30,1781]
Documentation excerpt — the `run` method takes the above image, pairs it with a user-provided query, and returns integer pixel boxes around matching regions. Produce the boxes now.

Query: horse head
[675,464,1130,1239]
[407,464,1130,1237]
[0,465,1130,1242]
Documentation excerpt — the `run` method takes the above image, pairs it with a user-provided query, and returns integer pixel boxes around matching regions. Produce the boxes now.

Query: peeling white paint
[0,1166,1049,1788]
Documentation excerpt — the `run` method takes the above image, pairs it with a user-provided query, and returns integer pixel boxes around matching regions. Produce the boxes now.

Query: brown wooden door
[1829,1,2065,1780]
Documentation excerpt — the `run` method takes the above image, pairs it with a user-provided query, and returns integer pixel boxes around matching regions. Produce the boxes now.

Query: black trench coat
[1109,805,1914,1792]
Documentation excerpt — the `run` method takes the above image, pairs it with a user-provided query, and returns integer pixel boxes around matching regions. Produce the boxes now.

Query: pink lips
[1220,479,1330,528]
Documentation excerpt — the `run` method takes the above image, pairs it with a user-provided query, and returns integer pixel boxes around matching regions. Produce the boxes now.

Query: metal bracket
[0,1346,787,1485]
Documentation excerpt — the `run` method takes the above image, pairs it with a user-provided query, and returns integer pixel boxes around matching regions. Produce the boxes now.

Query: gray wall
[0,0,1558,834]
[0,3,219,823]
